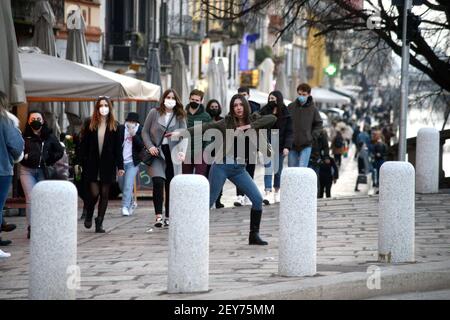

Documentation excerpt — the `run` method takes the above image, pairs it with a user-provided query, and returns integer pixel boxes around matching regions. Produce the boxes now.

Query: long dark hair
[269,91,286,117]
[229,94,251,126]
[23,110,51,139]
[159,89,186,120]
[89,96,117,131]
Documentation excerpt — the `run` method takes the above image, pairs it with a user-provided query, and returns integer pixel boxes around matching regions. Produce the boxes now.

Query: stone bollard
[378,161,415,263]
[279,168,317,277]
[29,181,78,300]
[167,174,209,293]
[416,127,440,194]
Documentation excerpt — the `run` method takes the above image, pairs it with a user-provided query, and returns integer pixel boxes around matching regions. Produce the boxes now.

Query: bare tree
[200,0,450,94]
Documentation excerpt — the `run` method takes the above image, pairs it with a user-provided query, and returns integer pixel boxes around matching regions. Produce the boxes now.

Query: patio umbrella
[0,1,26,105]
[205,60,221,109]
[65,7,91,133]
[275,63,289,100]
[217,58,228,115]
[19,51,161,102]
[257,57,274,94]
[32,0,59,134]
[138,47,162,123]
[171,45,190,104]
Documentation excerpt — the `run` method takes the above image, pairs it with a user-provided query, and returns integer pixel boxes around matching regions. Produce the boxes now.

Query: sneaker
[131,201,138,210]
[154,216,163,228]
[243,195,252,206]
[274,191,280,203]
[233,195,244,207]
[0,249,11,259]
[163,218,169,228]
[263,191,271,205]
[122,207,130,216]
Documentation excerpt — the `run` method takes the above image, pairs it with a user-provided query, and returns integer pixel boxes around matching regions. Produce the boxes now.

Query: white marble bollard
[167,174,209,293]
[29,181,78,300]
[416,127,440,194]
[279,168,317,277]
[378,161,415,263]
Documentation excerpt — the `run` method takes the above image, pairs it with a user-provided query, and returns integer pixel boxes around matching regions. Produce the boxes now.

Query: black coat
[79,122,124,184]
[117,124,145,167]
[21,126,64,169]
[259,103,293,152]
[249,100,261,114]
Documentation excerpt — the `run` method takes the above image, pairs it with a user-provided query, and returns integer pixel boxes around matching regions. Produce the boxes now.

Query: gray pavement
[1,145,449,300]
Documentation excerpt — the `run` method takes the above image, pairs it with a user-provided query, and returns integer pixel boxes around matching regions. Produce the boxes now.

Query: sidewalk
[1,189,449,299]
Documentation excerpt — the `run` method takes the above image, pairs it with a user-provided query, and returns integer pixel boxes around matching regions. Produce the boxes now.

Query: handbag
[140,113,176,166]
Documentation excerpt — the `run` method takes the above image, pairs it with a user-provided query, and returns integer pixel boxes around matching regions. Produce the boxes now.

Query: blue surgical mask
[297,96,307,105]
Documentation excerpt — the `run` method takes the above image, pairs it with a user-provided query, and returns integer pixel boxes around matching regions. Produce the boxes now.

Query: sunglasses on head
[98,95,111,100]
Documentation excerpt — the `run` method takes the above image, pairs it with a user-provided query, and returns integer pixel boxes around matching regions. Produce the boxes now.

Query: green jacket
[185,112,277,162]
[185,104,212,160]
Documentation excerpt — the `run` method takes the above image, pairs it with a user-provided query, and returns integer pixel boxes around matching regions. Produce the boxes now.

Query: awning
[311,87,351,105]
[19,51,161,102]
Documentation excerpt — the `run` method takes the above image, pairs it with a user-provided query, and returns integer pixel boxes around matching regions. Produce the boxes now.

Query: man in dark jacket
[182,89,212,176]
[238,87,260,114]
[118,112,145,216]
[287,83,323,167]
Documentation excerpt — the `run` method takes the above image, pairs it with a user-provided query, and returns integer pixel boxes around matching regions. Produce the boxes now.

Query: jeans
[0,176,13,227]
[19,165,45,225]
[288,147,312,168]
[209,159,263,211]
[264,153,285,191]
[118,162,140,209]
[236,163,255,196]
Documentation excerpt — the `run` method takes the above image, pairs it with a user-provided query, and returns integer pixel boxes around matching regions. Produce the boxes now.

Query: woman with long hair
[19,109,64,239]
[79,96,124,233]
[142,89,187,229]
[169,94,276,245]
[0,91,24,257]
[259,90,293,204]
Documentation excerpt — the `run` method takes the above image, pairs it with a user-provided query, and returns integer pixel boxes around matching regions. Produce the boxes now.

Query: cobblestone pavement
[1,191,449,300]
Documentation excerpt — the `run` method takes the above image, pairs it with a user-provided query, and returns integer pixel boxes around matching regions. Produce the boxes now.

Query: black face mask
[30,120,43,130]
[267,101,277,108]
[190,102,200,109]
[209,109,220,117]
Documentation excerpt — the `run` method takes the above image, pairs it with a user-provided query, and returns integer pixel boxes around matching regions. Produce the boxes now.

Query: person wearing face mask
[117,112,145,216]
[168,94,276,245]
[142,89,187,229]
[79,97,124,233]
[182,89,212,176]
[19,110,64,239]
[259,91,293,204]
[287,83,323,168]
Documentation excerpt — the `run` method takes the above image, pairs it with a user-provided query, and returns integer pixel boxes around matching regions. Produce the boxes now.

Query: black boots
[95,216,105,233]
[249,209,268,245]
[84,211,93,229]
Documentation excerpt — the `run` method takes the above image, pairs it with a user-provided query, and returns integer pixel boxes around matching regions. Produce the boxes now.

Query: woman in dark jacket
[259,90,293,204]
[79,97,124,233]
[19,110,64,239]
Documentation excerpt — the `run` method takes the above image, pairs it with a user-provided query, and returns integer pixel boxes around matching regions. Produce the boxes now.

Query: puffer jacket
[20,125,64,169]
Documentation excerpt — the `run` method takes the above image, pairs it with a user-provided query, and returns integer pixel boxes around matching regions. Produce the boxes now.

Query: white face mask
[164,99,176,109]
[99,106,110,116]
[126,122,138,131]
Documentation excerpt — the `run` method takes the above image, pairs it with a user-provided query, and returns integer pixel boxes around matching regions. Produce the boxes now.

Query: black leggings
[86,181,111,219]
[152,145,174,218]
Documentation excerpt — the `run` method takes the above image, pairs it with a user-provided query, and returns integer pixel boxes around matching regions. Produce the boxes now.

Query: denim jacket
[0,113,24,176]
